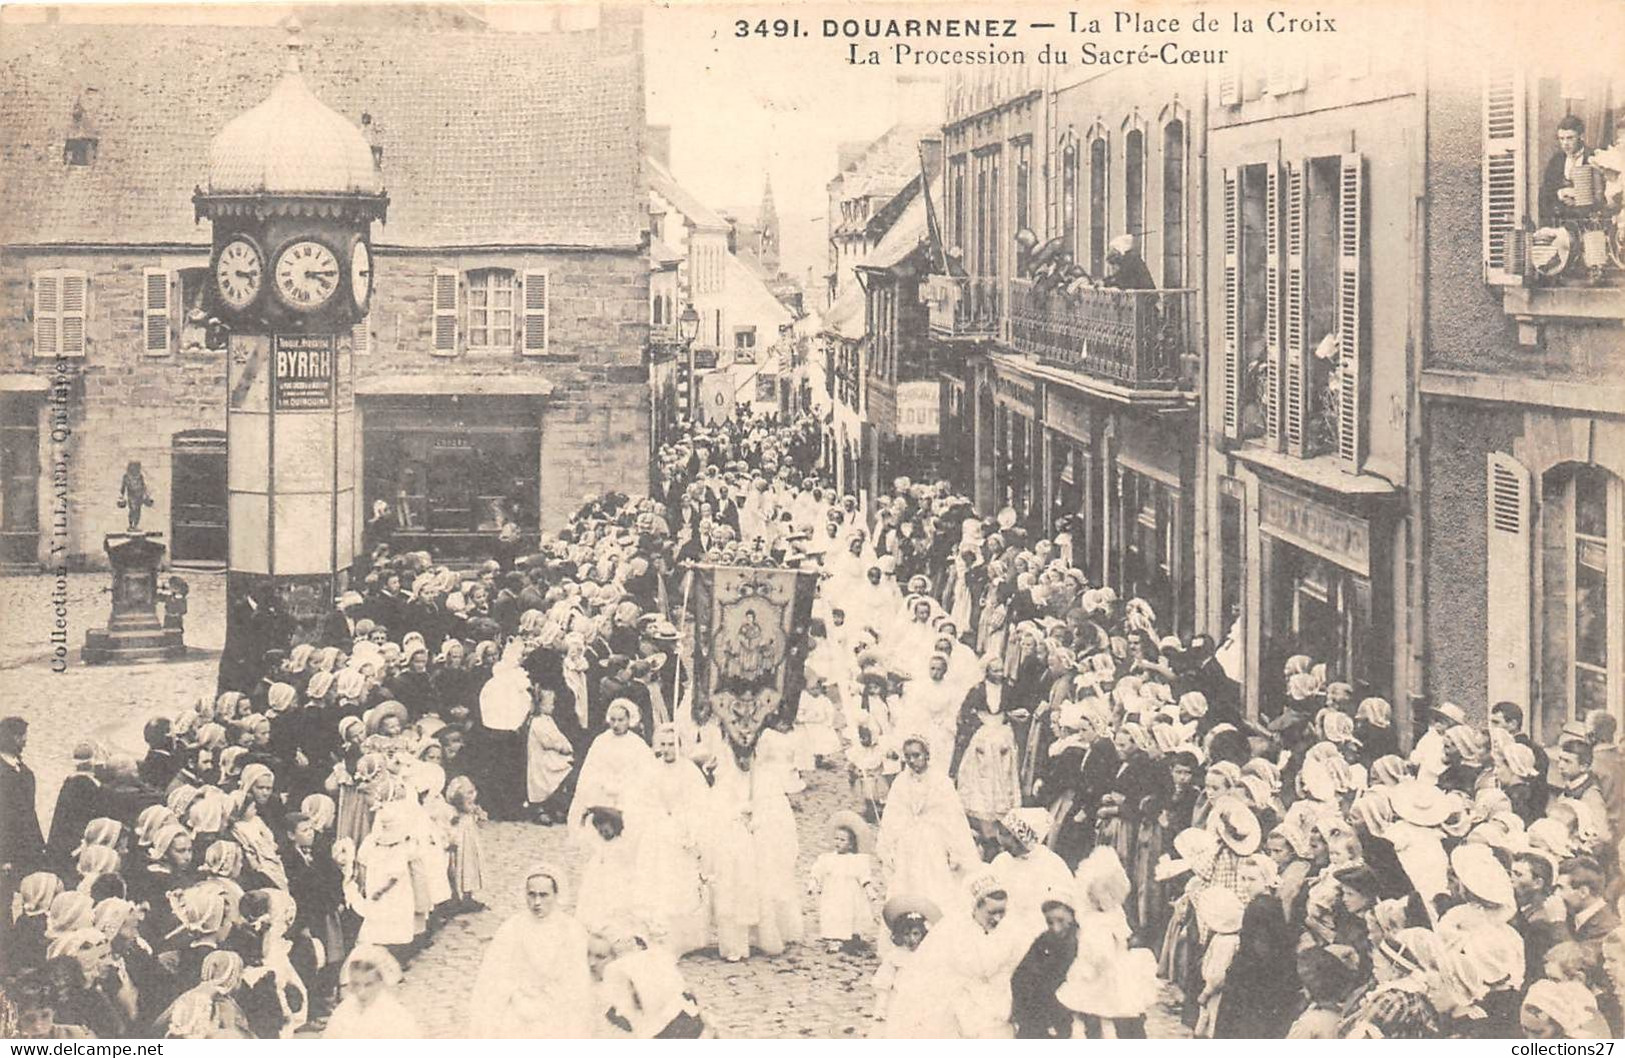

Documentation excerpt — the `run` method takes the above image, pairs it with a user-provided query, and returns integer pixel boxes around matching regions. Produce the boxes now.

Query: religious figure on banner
[694,565,817,760]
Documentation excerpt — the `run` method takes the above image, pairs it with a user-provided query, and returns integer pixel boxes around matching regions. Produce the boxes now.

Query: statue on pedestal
[117,461,154,532]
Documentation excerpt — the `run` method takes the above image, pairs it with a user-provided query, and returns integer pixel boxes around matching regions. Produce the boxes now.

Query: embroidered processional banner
[690,564,818,757]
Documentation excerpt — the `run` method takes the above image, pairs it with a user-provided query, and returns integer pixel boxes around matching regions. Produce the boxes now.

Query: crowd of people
[2,406,1622,1040]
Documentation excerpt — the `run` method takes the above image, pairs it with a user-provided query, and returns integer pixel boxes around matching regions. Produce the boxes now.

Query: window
[1088,136,1108,277]
[178,268,210,352]
[466,269,515,350]
[1236,163,1269,440]
[1162,121,1186,288]
[1537,463,1624,740]
[64,137,96,166]
[1013,137,1032,236]
[949,155,967,254]
[1061,143,1079,257]
[32,270,87,358]
[1124,128,1145,243]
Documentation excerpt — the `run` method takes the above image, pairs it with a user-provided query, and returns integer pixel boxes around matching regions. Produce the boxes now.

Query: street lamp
[678,303,701,343]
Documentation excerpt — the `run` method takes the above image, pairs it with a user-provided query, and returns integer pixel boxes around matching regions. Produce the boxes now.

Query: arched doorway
[171,429,227,565]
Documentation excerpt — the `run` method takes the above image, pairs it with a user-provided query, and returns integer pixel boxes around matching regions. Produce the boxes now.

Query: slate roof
[647,156,729,232]
[0,14,645,248]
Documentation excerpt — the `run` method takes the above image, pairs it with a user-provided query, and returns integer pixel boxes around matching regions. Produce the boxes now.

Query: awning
[0,373,50,393]
[356,375,555,397]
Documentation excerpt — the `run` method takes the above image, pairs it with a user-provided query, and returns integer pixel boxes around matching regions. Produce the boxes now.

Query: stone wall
[2,245,650,567]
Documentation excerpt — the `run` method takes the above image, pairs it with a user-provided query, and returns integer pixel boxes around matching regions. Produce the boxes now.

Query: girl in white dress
[709,750,804,961]
[877,734,979,917]
[808,810,879,952]
[575,806,646,938]
[635,725,712,955]
[354,802,416,947]
[569,699,656,839]
[324,946,419,1039]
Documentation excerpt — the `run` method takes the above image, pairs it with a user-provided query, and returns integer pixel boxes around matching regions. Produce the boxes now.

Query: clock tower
[195,20,388,653]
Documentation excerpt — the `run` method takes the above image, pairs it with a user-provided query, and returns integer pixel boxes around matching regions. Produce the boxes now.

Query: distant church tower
[757,173,780,277]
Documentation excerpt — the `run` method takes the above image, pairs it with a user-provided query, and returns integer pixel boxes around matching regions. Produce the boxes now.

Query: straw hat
[1389,780,1455,828]
[1210,800,1262,856]
[829,810,873,854]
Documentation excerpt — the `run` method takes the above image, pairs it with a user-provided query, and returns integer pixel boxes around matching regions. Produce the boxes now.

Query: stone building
[930,63,1206,635]
[0,9,650,569]
[1418,6,1625,738]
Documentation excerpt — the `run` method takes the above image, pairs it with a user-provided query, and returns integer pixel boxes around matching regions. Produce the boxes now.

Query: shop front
[1043,387,1103,584]
[360,396,542,560]
[990,367,1041,529]
[1255,480,1392,707]
[1112,411,1196,636]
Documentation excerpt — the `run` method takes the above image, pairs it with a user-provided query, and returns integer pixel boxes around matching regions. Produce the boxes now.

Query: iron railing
[1008,280,1196,389]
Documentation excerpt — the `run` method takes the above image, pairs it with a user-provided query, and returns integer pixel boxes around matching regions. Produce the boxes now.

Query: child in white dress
[795,678,843,770]
[847,722,889,820]
[355,803,417,948]
[444,776,486,909]
[1193,888,1243,1038]
[872,896,935,1023]
[808,811,879,953]
[575,806,647,937]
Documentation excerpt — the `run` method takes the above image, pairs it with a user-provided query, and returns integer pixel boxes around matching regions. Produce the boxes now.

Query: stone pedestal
[82,534,187,664]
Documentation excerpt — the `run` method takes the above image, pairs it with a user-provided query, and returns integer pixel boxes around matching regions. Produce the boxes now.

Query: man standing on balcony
[1539,114,1593,224]
[1103,235,1156,291]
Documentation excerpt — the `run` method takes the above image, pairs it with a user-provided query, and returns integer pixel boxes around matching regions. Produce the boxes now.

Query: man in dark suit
[1559,856,1620,949]
[45,743,101,871]
[318,591,363,652]
[1539,114,1593,224]
[0,717,46,904]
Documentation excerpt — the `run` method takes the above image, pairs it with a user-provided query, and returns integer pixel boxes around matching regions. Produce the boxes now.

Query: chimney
[647,125,672,170]
[836,140,868,174]
[893,75,944,127]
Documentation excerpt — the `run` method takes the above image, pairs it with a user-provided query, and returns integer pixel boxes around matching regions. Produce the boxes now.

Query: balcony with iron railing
[923,275,1002,339]
[1007,279,1197,391]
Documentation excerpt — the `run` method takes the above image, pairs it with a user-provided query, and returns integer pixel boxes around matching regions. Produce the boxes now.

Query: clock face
[350,240,373,312]
[273,240,341,311]
[215,238,264,311]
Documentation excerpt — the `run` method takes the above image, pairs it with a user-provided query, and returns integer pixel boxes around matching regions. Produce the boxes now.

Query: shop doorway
[171,430,228,566]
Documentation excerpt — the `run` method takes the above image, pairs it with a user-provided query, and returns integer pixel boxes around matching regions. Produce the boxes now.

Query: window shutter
[59,271,87,357]
[33,273,59,357]
[143,267,171,355]
[1482,70,1526,285]
[522,270,549,355]
[1264,163,1283,450]
[1336,153,1365,472]
[1218,70,1242,108]
[1485,452,1533,714]
[432,268,458,355]
[1266,59,1289,96]
[352,315,371,355]
[1221,168,1241,439]
[1284,161,1309,457]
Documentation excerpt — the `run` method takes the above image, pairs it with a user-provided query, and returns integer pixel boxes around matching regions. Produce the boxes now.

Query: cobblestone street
[3,571,1188,1039]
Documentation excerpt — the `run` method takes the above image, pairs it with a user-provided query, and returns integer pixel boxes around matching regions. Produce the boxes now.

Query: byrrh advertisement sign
[272,334,336,411]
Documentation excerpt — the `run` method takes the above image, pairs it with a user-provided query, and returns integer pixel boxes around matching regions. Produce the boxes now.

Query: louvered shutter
[432,268,458,355]
[59,271,87,357]
[1284,161,1309,457]
[143,267,171,354]
[1482,70,1526,285]
[1221,168,1241,439]
[1485,452,1533,714]
[33,273,59,357]
[522,270,549,355]
[1336,153,1365,471]
[1264,163,1283,450]
[1218,70,1242,108]
[352,315,371,355]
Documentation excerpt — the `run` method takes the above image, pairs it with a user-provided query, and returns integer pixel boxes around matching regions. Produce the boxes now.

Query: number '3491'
[734,18,802,37]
